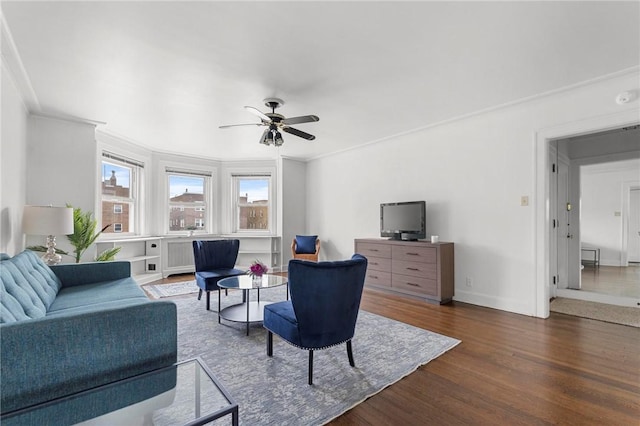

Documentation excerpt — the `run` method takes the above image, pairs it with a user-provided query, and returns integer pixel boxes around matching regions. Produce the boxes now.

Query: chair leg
[197,289,202,300]
[308,350,314,385]
[347,340,355,367]
[267,331,273,357]
[206,291,211,311]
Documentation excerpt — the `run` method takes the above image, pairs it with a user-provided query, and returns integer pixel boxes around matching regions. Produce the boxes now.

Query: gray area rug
[550,297,640,328]
[143,281,199,298]
[169,287,460,425]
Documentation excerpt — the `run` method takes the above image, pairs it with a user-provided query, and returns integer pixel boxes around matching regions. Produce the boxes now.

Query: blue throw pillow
[295,235,317,254]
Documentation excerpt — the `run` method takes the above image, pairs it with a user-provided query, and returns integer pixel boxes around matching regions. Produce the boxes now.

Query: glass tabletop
[1,358,238,426]
[218,273,288,290]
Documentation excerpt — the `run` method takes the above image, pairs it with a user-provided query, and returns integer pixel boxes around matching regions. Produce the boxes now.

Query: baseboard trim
[453,290,534,317]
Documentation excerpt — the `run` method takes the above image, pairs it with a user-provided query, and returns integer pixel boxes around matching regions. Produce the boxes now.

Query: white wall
[307,70,640,317]
[26,115,97,260]
[280,157,307,267]
[581,159,640,266]
[0,63,28,255]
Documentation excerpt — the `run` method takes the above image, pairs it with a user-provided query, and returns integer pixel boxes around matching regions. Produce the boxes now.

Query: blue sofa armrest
[0,300,177,414]
[50,261,131,287]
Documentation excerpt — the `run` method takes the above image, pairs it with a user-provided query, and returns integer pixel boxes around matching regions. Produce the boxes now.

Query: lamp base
[42,235,62,265]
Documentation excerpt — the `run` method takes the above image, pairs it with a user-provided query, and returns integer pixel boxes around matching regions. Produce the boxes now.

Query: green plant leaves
[65,204,118,263]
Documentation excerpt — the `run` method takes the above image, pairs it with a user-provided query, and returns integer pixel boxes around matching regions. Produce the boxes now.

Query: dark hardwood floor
[155,274,639,424]
[332,289,639,425]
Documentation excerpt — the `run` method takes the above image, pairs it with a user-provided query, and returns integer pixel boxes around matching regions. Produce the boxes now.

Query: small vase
[252,274,262,286]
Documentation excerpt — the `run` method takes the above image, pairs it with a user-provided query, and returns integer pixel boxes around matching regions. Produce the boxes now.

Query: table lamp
[23,205,74,265]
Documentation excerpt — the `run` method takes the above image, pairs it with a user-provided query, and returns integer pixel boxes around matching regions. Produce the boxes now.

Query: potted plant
[28,205,120,262]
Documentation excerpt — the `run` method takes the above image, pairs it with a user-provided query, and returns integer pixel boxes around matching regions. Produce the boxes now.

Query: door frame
[622,183,640,265]
[534,109,639,318]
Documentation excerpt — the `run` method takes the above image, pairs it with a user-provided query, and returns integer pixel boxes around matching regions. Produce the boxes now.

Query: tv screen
[380,201,426,240]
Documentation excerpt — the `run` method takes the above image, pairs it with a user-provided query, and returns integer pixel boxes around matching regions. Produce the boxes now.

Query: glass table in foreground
[218,274,288,335]
[1,357,238,426]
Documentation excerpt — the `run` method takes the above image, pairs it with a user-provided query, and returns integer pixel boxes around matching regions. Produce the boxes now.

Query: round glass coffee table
[217,274,288,335]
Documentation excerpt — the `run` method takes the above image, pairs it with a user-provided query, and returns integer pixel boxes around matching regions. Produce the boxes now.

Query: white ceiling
[2,1,639,160]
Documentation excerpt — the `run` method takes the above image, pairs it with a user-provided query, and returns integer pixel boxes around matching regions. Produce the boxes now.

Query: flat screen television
[380,201,426,241]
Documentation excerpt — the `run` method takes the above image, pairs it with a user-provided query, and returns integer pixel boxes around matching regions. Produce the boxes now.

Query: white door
[557,159,571,289]
[629,188,640,262]
[549,147,558,297]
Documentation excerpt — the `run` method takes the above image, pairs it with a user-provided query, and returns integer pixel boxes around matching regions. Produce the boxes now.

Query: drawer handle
[406,267,420,271]
[370,249,379,252]
[407,282,420,287]
[406,252,420,256]
[370,275,378,279]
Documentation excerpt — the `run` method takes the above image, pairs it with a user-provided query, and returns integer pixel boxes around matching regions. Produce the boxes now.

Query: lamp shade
[23,206,74,236]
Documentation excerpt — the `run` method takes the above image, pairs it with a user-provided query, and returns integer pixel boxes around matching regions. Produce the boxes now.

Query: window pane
[169,175,206,231]
[101,161,133,234]
[237,178,269,230]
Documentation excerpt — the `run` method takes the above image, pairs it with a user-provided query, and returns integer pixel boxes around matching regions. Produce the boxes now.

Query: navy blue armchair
[192,240,246,314]
[263,254,368,385]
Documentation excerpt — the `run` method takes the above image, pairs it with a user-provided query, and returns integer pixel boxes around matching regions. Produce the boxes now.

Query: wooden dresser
[354,238,454,304]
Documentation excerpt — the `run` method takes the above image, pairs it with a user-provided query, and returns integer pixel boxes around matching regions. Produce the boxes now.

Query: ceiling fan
[219,98,319,147]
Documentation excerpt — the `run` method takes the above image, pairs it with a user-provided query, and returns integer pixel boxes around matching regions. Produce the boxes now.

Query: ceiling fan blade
[219,123,264,129]
[282,115,319,125]
[244,106,271,122]
[283,126,315,140]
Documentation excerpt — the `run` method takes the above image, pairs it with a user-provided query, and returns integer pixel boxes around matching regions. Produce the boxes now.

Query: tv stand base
[354,238,454,304]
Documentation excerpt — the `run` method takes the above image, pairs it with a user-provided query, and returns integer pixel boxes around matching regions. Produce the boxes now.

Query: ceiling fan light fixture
[274,131,284,147]
[265,130,275,145]
[259,130,270,145]
[219,98,318,147]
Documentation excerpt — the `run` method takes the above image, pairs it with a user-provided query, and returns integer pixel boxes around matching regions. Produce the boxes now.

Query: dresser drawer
[365,270,391,288]
[392,246,436,263]
[367,256,391,272]
[392,274,437,296]
[392,260,436,279]
[356,243,391,259]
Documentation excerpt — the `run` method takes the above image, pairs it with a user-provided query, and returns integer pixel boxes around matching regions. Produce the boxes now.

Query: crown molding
[30,111,105,127]
[308,66,640,163]
[1,11,40,111]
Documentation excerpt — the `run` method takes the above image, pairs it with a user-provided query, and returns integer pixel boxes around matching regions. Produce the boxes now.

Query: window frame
[231,173,274,234]
[99,152,144,237]
[165,166,214,235]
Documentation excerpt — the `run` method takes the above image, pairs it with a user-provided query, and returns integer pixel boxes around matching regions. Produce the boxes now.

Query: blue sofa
[0,250,178,415]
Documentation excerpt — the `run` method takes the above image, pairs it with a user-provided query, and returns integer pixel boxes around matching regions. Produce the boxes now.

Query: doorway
[553,128,640,308]
[535,109,639,318]
[627,187,640,263]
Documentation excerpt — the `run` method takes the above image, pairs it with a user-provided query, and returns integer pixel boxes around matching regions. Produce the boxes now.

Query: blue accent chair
[264,254,368,385]
[192,240,246,314]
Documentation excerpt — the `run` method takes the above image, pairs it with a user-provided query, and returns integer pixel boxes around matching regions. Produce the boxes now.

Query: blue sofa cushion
[0,251,62,323]
[295,235,317,254]
[47,277,149,317]
[51,261,132,287]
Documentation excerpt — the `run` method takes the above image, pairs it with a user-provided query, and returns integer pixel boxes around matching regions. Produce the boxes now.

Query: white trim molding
[1,12,39,111]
